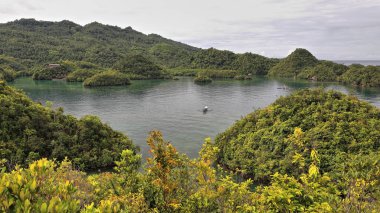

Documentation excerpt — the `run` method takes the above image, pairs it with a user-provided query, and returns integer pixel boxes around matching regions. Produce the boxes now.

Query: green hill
[0,19,278,76]
[0,19,198,68]
[0,81,137,170]
[215,89,380,184]
[338,64,380,87]
[268,48,319,77]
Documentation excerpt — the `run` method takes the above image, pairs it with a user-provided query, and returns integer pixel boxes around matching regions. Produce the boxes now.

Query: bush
[194,75,212,83]
[83,70,131,87]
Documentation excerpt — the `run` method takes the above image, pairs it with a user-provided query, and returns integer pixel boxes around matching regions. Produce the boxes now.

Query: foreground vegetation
[0,86,379,212]
[1,130,378,212]
[0,81,136,170]
[216,89,380,182]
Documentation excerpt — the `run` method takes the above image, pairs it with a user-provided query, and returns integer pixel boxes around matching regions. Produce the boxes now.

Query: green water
[10,77,380,159]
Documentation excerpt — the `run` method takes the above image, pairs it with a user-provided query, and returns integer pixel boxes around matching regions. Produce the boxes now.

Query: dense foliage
[215,89,380,186]
[190,48,237,69]
[297,60,348,81]
[32,65,71,80]
[114,54,166,79]
[0,81,136,170]
[266,49,380,87]
[66,69,99,82]
[32,60,101,80]
[0,19,197,68]
[338,65,380,87]
[0,87,379,211]
[232,53,279,75]
[83,70,131,87]
[0,55,27,82]
[1,129,379,212]
[188,49,278,76]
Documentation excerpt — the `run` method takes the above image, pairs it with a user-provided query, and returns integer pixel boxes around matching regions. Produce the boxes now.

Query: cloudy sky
[0,0,379,60]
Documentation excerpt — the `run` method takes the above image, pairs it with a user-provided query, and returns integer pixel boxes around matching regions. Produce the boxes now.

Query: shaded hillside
[0,81,137,170]
[0,19,198,68]
[0,19,278,75]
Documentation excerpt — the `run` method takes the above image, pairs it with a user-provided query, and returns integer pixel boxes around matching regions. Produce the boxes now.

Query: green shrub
[83,70,131,87]
[194,75,212,83]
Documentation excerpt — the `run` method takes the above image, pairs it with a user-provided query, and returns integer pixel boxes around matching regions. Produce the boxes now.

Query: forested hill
[1,19,379,87]
[0,18,198,68]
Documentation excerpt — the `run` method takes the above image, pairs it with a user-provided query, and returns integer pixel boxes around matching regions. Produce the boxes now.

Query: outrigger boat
[203,106,208,113]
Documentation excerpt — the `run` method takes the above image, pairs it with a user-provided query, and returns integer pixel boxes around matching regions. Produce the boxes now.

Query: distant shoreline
[334,60,380,66]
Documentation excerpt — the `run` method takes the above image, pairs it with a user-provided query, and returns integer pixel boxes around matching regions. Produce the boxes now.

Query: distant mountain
[0,19,278,74]
[0,18,198,68]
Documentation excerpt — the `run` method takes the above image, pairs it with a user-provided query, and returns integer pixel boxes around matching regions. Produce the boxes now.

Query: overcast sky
[0,0,379,60]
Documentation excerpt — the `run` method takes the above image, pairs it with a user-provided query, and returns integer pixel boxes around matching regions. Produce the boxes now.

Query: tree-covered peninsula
[1,88,379,211]
[0,81,137,170]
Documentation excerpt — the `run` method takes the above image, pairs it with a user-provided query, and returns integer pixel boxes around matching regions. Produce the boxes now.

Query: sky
[0,0,379,60]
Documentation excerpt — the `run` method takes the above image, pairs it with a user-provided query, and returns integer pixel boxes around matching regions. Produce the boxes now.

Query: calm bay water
[10,77,380,159]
